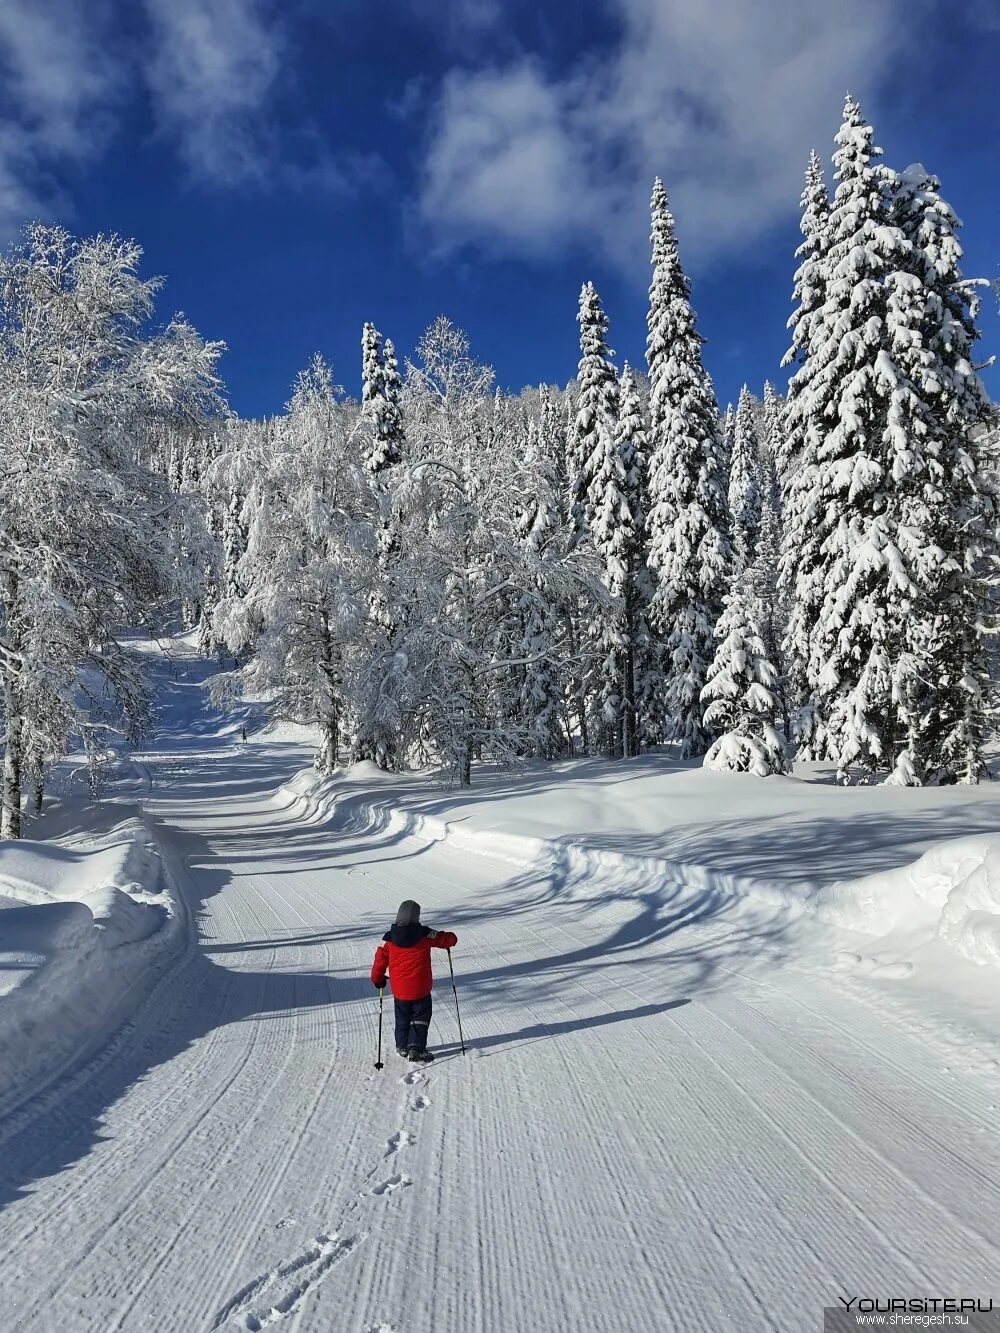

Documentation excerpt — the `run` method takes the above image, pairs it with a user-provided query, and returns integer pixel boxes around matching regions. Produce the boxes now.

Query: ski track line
[707,952,1000,1138]
[21,875,295,1324]
[1,939,249,1292]
[661,997,974,1292]
[428,898,769,1331]
[107,890,331,1330]
[475,903,924,1316]
[703,988,1000,1246]
[212,1050,426,1329]
[168,861,378,1328]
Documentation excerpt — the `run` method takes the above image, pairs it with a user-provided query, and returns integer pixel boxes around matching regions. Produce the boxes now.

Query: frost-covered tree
[517,419,568,759]
[394,319,598,783]
[645,178,730,755]
[569,282,619,544]
[213,356,373,775]
[0,225,224,834]
[572,285,637,756]
[612,364,658,756]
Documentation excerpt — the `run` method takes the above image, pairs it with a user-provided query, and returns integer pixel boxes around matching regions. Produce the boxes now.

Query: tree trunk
[2,689,22,840]
[316,714,339,775]
[622,583,638,758]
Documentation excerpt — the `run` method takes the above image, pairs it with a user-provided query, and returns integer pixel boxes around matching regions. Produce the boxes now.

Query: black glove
[374,980,385,991]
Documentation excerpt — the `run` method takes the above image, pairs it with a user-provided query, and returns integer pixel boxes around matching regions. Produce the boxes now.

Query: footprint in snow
[409,1095,430,1112]
[275,1215,296,1230]
[401,1069,424,1086]
[383,1129,414,1158]
[369,1174,412,1198]
[869,960,913,980]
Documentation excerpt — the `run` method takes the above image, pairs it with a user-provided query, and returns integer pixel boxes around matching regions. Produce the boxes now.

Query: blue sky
[2,0,997,416]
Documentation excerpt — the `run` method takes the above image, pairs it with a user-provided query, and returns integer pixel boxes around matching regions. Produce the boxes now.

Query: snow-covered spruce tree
[568,282,618,544]
[882,163,997,783]
[0,224,224,835]
[539,385,569,525]
[645,178,731,756]
[360,322,405,477]
[613,364,659,756]
[728,384,763,570]
[779,150,831,760]
[804,98,915,781]
[353,323,407,768]
[572,283,632,756]
[701,568,789,777]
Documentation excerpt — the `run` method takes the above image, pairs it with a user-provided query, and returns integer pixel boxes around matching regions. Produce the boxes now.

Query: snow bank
[0,818,184,1115]
[825,836,1000,967]
[275,765,1000,971]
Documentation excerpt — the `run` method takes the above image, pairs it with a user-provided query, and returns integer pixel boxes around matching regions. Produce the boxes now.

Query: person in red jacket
[371,900,457,1062]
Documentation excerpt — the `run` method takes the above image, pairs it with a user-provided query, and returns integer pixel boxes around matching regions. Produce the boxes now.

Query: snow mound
[275,768,1000,973]
[0,818,184,1115]
[825,835,1000,967]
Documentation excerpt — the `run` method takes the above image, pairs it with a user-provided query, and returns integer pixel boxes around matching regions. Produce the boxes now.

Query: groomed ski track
[1,654,998,1332]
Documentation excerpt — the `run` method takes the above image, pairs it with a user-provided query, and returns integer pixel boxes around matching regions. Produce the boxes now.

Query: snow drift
[825,835,1000,967]
[0,818,184,1115]
[275,766,1000,971]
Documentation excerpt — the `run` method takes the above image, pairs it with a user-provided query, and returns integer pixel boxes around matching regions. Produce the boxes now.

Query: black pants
[394,994,432,1053]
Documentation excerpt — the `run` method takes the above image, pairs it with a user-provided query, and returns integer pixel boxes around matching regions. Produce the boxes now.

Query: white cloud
[421,62,592,256]
[0,0,120,234]
[416,0,925,269]
[0,0,383,240]
[140,0,283,184]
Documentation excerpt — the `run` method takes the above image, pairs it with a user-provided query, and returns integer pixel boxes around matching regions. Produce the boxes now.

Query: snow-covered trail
[1,663,999,1331]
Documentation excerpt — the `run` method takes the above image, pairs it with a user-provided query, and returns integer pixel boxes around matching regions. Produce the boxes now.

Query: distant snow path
[1,659,998,1331]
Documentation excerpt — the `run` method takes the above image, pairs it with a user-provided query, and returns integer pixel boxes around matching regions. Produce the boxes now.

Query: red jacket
[371,923,458,1001]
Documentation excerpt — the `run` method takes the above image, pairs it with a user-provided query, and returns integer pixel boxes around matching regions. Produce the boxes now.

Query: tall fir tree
[571,282,626,755]
[883,163,997,783]
[779,150,831,760]
[645,178,730,756]
[805,97,914,781]
[360,323,404,475]
[728,384,763,570]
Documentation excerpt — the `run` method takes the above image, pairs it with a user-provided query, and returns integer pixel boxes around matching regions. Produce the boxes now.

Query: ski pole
[447,949,466,1055]
[374,986,385,1070]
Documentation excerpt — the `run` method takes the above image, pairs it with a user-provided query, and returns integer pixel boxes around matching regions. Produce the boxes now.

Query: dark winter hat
[395,899,421,925]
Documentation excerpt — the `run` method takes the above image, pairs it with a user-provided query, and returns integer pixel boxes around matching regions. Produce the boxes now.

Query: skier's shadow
[436,998,691,1060]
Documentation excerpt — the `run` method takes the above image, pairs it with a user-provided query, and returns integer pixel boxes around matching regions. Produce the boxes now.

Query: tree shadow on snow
[437,998,692,1060]
[0,821,378,1215]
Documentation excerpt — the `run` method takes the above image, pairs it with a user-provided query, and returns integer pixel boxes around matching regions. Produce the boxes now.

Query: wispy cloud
[0,0,121,233]
[140,0,283,185]
[0,0,383,241]
[416,0,924,269]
